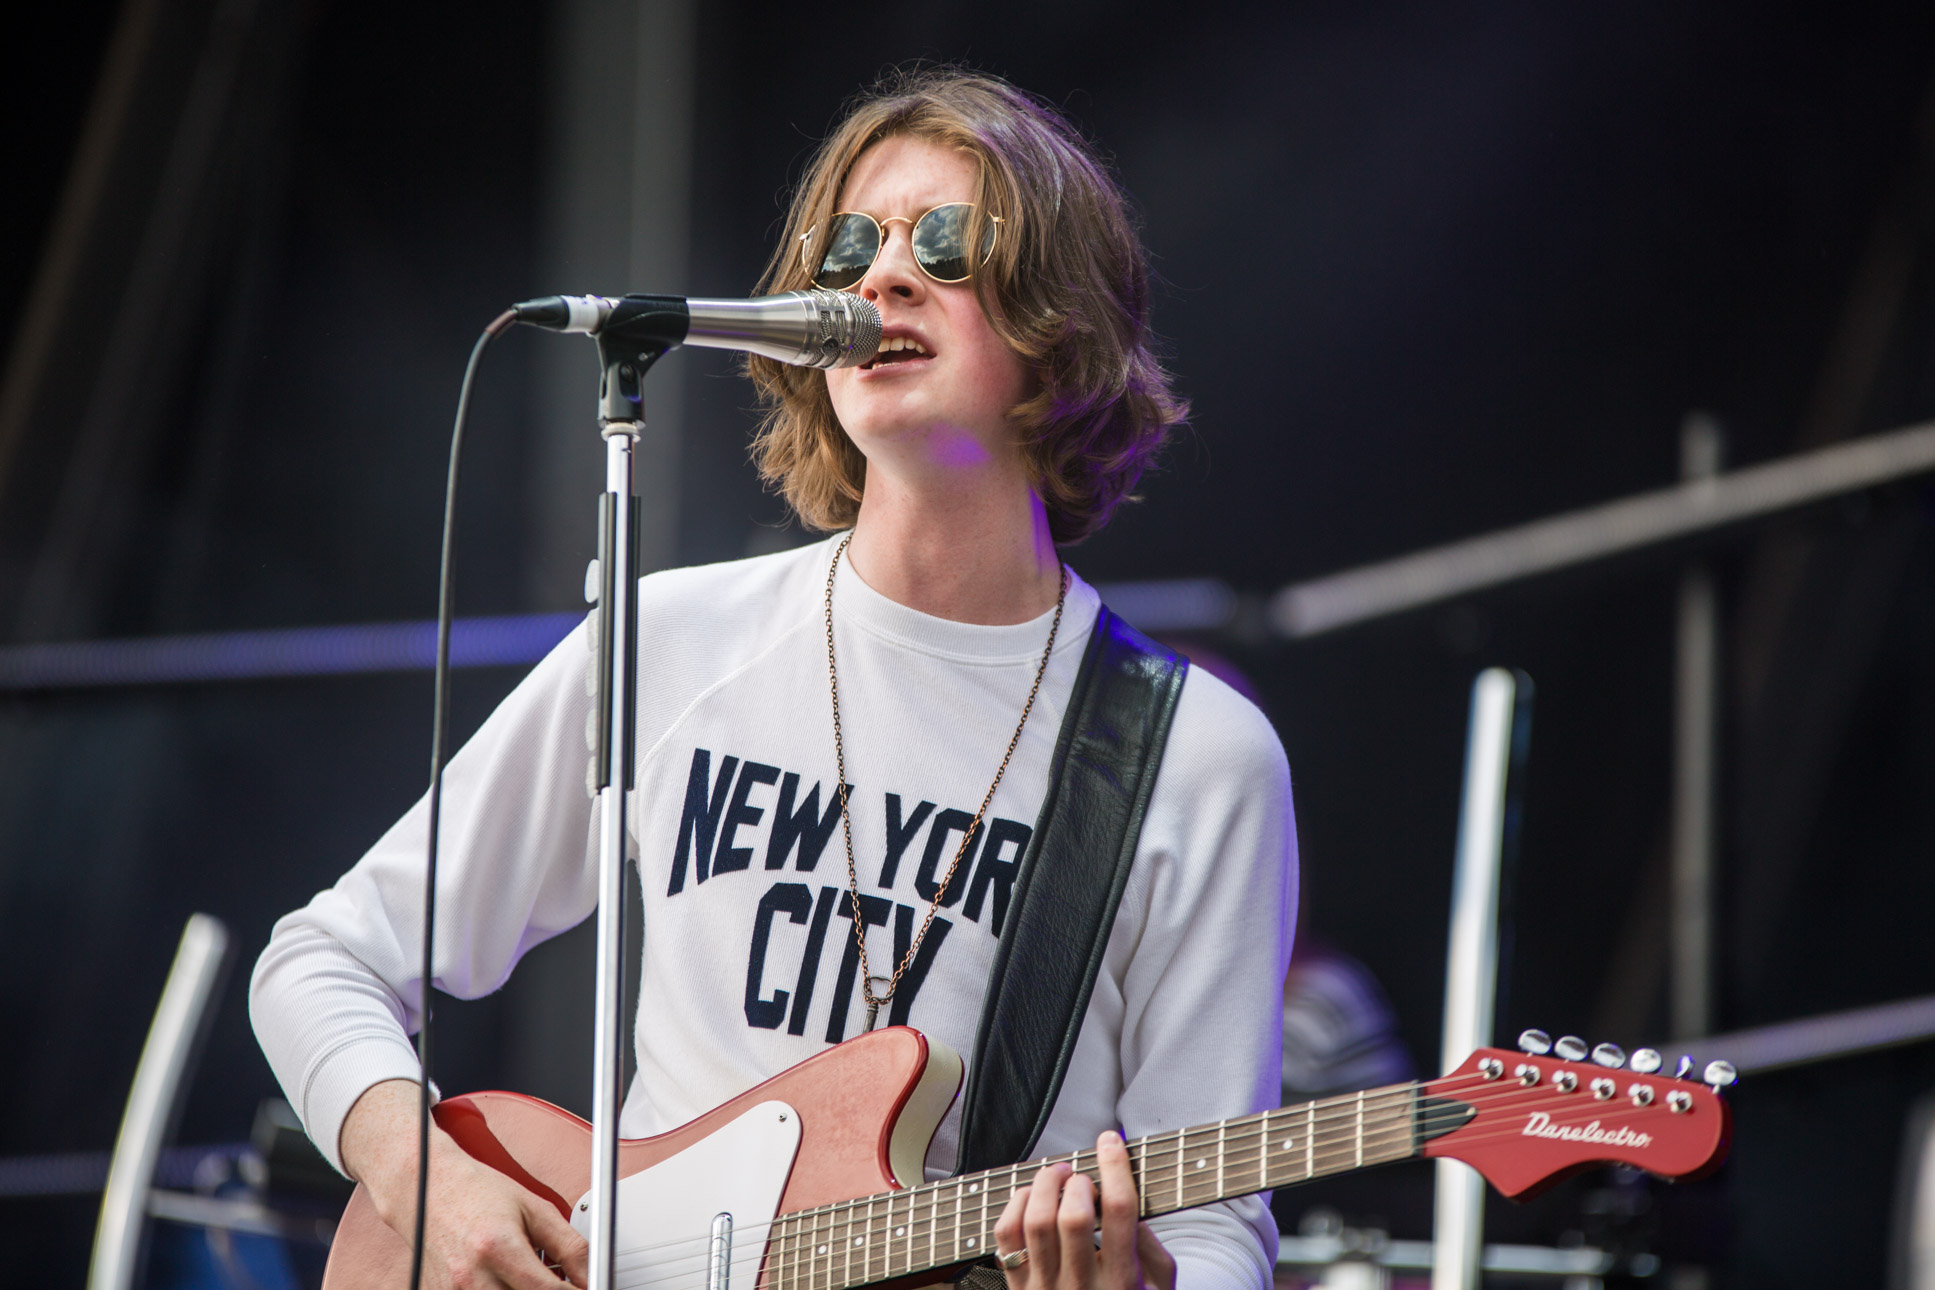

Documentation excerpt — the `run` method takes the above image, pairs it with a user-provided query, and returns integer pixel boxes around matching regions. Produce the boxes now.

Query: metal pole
[589,423,639,1290]
[1432,670,1531,1290]
[1672,415,1723,1040]
[88,914,230,1290]
[1271,418,1935,639]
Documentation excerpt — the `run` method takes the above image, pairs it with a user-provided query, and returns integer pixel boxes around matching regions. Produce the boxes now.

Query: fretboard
[764,1083,1420,1290]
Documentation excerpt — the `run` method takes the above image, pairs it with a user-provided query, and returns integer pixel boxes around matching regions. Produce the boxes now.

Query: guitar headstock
[1419,1031,1733,1199]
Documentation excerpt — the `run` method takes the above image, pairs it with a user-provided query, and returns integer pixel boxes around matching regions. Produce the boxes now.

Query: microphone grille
[812,290,881,368]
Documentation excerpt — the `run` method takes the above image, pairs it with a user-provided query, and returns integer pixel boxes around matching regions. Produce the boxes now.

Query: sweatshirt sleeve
[249,617,601,1172]
[1118,669,1298,1290]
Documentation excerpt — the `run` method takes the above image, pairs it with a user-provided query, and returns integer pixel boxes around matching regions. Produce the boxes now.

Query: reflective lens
[814,213,882,290]
[809,203,999,289]
[909,202,981,282]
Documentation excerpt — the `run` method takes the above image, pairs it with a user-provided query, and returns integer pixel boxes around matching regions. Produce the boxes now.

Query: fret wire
[801,1206,813,1290]
[903,1188,917,1276]
[859,1194,873,1284]
[977,1170,992,1260]
[951,1173,964,1266]
[1137,1135,1151,1218]
[824,1200,839,1290]
[854,1194,868,1285]
[963,1174,976,1255]
[894,1190,908,1278]
[1305,1101,1316,1187]
[864,1194,879,1285]
[1215,1119,1227,1201]
[930,1174,947,1268]
[839,1198,854,1290]
[1173,1128,1184,1212]
[911,1183,928,1274]
[814,1202,826,1290]
[841,1195,854,1290]
[872,1192,884,1280]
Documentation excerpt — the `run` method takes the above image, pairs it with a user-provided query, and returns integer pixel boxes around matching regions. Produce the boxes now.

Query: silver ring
[998,1249,1030,1271]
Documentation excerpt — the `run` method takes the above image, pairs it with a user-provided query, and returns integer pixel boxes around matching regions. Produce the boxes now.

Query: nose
[857,218,926,304]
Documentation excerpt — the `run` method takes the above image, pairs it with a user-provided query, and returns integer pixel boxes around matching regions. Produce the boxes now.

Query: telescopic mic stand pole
[586,335,666,1290]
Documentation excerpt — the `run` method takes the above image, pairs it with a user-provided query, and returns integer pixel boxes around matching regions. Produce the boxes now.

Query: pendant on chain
[864,975,893,1031]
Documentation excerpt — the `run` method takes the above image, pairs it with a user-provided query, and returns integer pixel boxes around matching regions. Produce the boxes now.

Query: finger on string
[479,1225,576,1290]
[1056,1166,1098,1287]
[525,1194,589,1287]
[1092,1131,1138,1281]
[994,1188,1029,1285]
[1022,1162,1070,1285]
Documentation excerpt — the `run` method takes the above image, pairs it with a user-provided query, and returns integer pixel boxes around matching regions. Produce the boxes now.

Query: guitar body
[323,1027,964,1290]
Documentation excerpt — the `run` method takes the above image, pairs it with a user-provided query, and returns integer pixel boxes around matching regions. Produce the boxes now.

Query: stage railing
[87,914,230,1290]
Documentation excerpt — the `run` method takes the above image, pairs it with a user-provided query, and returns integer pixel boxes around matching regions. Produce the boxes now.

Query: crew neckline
[815,534,1099,665]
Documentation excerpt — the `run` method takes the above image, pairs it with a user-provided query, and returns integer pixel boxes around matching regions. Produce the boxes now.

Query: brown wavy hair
[745,68,1187,545]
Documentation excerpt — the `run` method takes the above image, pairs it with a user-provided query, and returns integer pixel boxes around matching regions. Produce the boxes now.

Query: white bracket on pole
[1431,669,1532,1290]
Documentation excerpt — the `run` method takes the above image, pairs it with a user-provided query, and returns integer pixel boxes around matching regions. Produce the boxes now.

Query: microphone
[510,290,882,369]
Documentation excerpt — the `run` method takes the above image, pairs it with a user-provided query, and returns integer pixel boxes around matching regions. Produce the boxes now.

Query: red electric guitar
[322,1027,1732,1289]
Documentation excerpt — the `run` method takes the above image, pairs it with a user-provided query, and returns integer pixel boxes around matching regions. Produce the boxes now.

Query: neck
[844,472,1061,625]
[768,1081,1432,1290]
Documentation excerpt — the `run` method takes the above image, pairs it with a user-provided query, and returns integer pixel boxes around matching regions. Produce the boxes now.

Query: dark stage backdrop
[4,3,1935,1286]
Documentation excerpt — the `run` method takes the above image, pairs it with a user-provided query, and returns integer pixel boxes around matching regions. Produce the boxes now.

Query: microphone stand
[586,331,668,1290]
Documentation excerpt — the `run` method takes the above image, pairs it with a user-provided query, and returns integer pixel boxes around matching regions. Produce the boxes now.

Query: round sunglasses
[801,202,1003,290]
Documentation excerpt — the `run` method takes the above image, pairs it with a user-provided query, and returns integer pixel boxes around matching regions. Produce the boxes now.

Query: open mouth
[861,335,934,371]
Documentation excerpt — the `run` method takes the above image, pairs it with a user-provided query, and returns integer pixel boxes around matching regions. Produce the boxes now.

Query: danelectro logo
[1522,1113,1653,1149]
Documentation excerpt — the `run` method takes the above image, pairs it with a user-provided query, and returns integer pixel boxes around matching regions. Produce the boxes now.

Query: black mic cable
[410,306,516,1290]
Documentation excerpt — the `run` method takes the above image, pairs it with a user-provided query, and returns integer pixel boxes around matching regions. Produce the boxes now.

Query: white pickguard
[571,1100,803,1290]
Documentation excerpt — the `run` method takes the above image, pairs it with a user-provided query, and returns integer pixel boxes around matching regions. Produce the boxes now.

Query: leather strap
[954,605,1188,1174]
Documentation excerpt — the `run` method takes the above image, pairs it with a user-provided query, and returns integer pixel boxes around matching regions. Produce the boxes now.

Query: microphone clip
[593,297,689,425]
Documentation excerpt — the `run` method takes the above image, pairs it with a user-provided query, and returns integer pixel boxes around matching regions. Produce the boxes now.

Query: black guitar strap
[954,605,1189,1175]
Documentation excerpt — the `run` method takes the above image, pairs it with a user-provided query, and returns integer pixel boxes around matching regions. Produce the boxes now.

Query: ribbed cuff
[299,1034,430,1175]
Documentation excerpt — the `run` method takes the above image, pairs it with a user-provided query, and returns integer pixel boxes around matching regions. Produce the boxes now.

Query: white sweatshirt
[251,536,1298,1290]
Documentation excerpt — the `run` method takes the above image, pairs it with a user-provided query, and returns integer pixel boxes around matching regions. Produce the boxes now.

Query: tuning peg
[1703,1060,1738,1092]
[1591,1042,1627,1069]
[1675,1056,1693,1080]
[1517,1029,1552,1055]
[1555,1035,1588,1062]
[1629,1048,1662,1074]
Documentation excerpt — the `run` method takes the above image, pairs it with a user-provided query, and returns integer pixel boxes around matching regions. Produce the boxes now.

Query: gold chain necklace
[823,532,1067,1032]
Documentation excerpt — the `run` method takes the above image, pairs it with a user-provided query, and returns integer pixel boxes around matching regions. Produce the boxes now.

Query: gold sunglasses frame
[799,203,1005,289]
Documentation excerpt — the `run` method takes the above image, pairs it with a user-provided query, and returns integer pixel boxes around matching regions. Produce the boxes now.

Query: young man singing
[253,68,1296,1290]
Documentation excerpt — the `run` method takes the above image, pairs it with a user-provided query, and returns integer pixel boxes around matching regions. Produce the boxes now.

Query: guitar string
[610,1099,1704,1290]
[584,1069,1707,1276]
[593,1073,1701,1277]
[601,1096,1684,1283]
[626,1095,1601,1290]
[605,1122,1677,1290]
[753,1087,1696,1286]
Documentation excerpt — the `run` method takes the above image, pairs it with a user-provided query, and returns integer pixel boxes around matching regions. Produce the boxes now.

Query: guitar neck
[769,1082,1428,1290]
